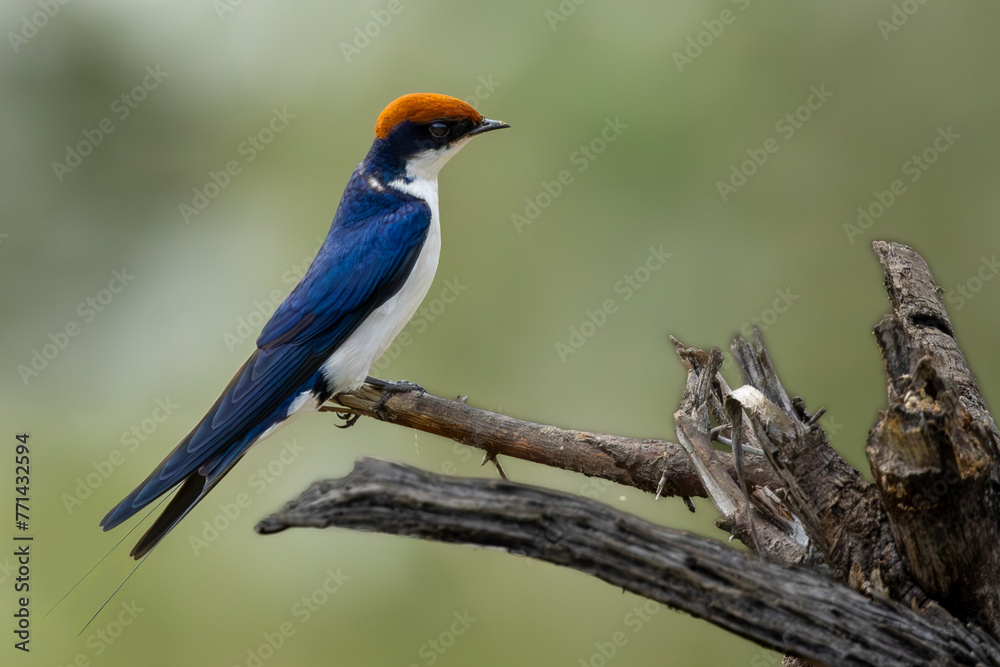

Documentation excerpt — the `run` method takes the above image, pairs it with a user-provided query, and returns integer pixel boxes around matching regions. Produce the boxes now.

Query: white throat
[398,136,473,182]
[316,165,444,397]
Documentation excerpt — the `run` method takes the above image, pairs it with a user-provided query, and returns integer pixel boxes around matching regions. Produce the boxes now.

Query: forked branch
[259,240,1000,663]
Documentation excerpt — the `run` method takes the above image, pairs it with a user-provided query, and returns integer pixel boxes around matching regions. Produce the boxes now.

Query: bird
[101,93,509,559]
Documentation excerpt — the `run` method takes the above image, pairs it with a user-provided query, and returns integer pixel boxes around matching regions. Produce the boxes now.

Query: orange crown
[374,93,483,139]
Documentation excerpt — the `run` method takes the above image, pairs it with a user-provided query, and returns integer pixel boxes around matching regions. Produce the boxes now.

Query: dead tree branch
[867,241,1000,635]
[257,458,1000,667]
[675,328,930,612]
[322,383,779,503]
[258,240,1000,663]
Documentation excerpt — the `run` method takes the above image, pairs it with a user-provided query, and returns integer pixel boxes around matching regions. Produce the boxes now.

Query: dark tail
[129,473,208,559]
[119,435,256,560]
[102,346,314,557]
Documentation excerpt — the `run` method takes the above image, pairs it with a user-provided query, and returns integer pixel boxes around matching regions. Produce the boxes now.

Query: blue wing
[258,173,431,348]
[101,172,431,556]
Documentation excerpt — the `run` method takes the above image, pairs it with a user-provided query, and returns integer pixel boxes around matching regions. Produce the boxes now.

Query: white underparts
[255,390,321,443]
[318,140,473,396]
[248,141,472,447]
[320,204,440,395]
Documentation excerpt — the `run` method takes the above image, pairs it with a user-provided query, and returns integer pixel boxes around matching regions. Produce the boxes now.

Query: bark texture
[867,241,1000,636]
[258,458,1000,667]
[257,241,1000,665]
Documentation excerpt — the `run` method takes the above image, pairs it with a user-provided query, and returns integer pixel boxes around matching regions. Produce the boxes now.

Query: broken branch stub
[868,241,1000,636]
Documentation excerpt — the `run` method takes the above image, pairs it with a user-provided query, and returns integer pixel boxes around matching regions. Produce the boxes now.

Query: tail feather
[102,344,325,557]
[129,473,207,559]
[101,345,320,538]
[128,437,255,559]
[100,397,282,557]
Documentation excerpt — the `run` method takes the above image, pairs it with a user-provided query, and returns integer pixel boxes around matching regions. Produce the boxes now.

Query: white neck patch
[400,136,473,182]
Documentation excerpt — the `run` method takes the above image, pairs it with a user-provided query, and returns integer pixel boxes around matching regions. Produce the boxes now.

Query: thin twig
[323,384,778,501]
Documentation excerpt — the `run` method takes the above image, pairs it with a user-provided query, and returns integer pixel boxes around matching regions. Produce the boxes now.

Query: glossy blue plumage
[100,92,507,559]
[101,163,431,556]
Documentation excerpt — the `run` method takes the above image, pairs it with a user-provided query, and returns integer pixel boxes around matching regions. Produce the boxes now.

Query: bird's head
[366,93,509,182]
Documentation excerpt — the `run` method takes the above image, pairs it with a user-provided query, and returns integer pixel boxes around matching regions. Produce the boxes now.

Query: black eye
[428,122,449,139]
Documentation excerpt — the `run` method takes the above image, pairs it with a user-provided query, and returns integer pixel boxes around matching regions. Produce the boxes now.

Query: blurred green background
[3,1,1000,665]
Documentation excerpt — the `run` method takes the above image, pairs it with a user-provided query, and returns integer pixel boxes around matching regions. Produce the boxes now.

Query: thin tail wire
[46,494,171,631]
[78,557,147,636]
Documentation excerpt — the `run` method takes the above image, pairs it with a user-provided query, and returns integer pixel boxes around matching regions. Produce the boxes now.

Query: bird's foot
[365,377,426,418]
[334,410,361,429]
[365,377,426,394]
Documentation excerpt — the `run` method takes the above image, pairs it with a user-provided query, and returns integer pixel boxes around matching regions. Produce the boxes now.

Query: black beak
[467,117,510,137]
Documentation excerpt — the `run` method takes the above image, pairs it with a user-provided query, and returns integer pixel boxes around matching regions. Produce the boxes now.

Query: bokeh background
[3,1,1000,665]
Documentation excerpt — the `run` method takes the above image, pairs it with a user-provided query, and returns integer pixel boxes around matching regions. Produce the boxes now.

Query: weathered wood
[261,239,1000,661]
[727,335,926,609]
[324,383,780,502]
[258,458,1000,667]
[669,327,933,667]
[672,342,810,565]
[872,241,1000,440]
[868,241,1000,636]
